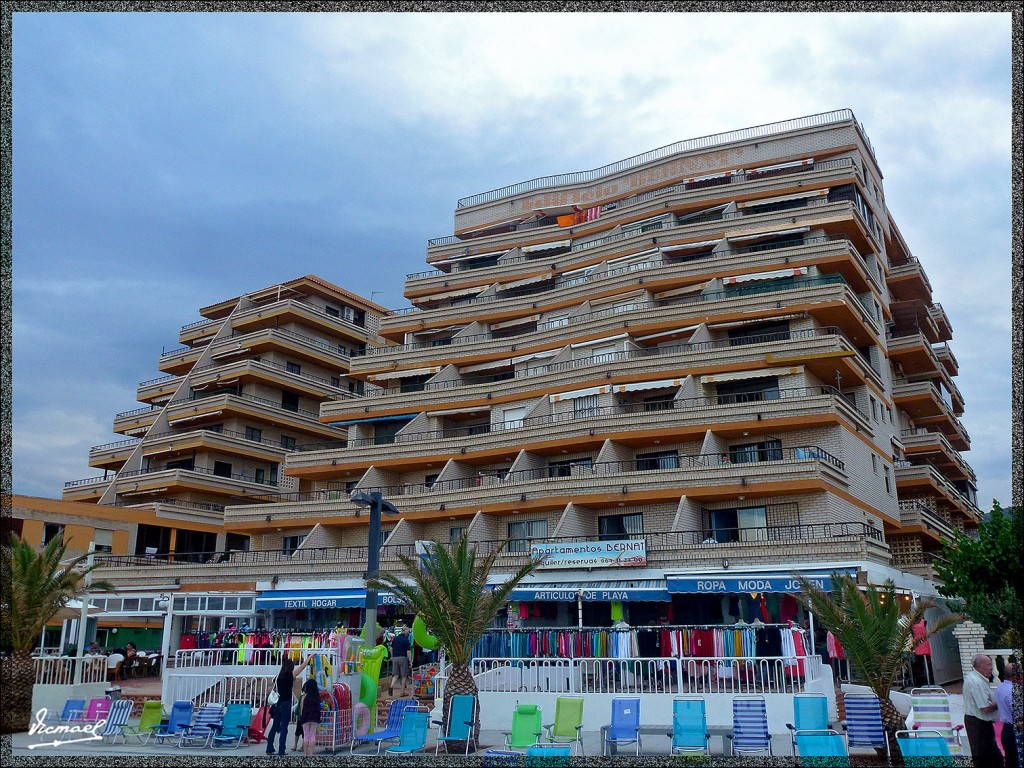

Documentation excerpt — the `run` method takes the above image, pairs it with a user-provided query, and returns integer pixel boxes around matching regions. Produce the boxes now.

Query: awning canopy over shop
[255,589,403,610]
[509,580,670,602]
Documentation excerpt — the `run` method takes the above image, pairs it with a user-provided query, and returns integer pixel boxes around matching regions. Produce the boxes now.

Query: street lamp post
[350,491,400,650]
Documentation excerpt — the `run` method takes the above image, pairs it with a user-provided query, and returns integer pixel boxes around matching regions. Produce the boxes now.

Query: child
[298,677,321,758]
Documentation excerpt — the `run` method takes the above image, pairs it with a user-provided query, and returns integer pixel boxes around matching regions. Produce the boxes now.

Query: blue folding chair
[210,703,254,749]
[793,728,850,767]
[603,697,641,756]
[786,692,829,755]
[896,728,953,767]
[526,743,571,766]
[843,692,890,763]
[148,700,194,745]
[385,708,430,756]
[177,704,225,748]
[671,696,710,755]
[434,694,479,755]
[100,698,135,744]
[728,695,772,756]
[350,698,417,755]
[46,699,86,725]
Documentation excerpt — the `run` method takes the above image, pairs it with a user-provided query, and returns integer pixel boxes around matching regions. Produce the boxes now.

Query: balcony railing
[306,387,855,453]
[456,109,860,208]
[356,273,850,357]
[112,464,281,488]
[168,391,320,420]
[91,427,304,455]
[114,405,163,420]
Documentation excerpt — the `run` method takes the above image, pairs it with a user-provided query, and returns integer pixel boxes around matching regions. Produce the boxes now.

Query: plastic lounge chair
[542,696,585,756]
[149,700,194,745]
[786,693,829,755]
[100,699,135,744]
[728,695,772,756]
[384,708,430,756]
[843,692,890,763]
[504,703,544,752]
[908,687,963,756]
[671,696,710,755]
[350,698,417,755]
[122,700,164,744]
[246,705,272,744]
[46,698,85,725]
[434,694,479,755]
[793,728,850,767]
[896,728,953,767]
[603,697,641,756]
[177,704,225,748]
[70,697,111,725]
[210,703,253,749]
[526,743,571,766]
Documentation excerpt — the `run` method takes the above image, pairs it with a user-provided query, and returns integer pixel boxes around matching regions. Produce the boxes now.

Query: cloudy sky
[10,10,1014,509]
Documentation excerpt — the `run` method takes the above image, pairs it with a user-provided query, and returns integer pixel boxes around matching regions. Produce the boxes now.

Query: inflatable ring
[352,702,371,737]
[412,615,439,651]
[358,672,377,709]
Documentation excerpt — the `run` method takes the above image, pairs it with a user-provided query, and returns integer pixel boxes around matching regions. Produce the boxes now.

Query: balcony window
[374,419,412,445]
[286,362,302,375]
[400,374,433,393]
[707,506,768,543]
[729,439,783,464]
[548,458,593,478]
[166,458,194,471]
[508,519,547,553]
[636,450,680,471]
[255,469,266,484]
[642,393,675,412]
[727,321,791,347]
[281,391,300,412]
[282,535,304,556]
[213,461,232,478]
[449,526,467,544]
[598,513,643,541]
[724,275,796,298]
[280,435,296,450]
[573,394,602,419]
[424,474,439,489]
[42,523,65,546]
[325,305,340,318]
[245,426,263,442]
[715,377,780,404]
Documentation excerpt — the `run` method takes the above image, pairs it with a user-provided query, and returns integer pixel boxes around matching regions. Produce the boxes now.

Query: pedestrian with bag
[265,655,312,756]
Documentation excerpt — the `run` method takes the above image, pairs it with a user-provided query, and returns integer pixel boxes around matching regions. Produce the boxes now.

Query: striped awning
[612,378,683,394]
[700,366,802,384]
[723,267,808,284]
[724,226,810,243]
[522,239,571,253]
[549,385,611,403]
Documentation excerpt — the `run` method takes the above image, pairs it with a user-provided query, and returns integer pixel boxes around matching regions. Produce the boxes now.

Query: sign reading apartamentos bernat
[531,539,647,569]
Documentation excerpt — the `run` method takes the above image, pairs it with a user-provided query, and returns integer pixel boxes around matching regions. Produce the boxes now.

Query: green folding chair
[503,703,544,752]
[121,700,164,745]
[542,696,584,755]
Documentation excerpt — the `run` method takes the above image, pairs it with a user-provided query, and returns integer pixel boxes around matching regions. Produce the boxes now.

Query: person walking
[266,655,312,756]
[964,653,1002,767]
[388,624,413,697]
[298,677,322,758]
[996,663,1020,768]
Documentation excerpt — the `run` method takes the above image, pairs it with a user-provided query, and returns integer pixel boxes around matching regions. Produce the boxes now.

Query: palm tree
[795,572,961,749]
[368,533,542,749]
[1,533,114,733]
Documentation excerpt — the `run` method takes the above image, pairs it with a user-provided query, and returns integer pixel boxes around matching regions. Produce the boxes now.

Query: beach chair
[603,697,641,756]
[71,698,111,724]
[843,692,890,763]
[210,703,253,748]
[908,687,963,756]
[526,743,571,767]
[896,728,953,767]
[122,700,164,744]
[542,696,585,756]
[728,695,772,756]
[177,704,225,748]
[100,698,135,744]
[384,708,430,756]
[671,696,710,755]
[504,703,544,752]
[350,698,417,755]
[793,728,850,767]
[786,692,829,755]
[46,698,85,725]
[148,700,194,745]
[246,705,272,744]
[434,694,479,754]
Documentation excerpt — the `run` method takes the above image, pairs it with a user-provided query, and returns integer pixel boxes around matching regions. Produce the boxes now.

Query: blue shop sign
[255,589,402,610]
[667,572,845,594]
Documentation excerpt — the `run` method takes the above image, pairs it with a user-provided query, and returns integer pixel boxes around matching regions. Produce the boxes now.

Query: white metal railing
[471,655,822,695]
[33,656,108,686]
[174,646,337,668]
[165,672,276,709]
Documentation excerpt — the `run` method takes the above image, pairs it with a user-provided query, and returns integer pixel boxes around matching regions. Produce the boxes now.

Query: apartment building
[88,112,977,675]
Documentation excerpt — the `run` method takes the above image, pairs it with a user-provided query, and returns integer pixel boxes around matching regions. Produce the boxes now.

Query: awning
[684,170,738,184]
[608,248,659,267]
[737,189,827,209]
[490,314,539,331]
[168,411,222,426]
[549,385,611,403]
[661,239,721,252]
[612,378,683,394]
[460,350,557,374]
[653,284,708,300]
[723,267,808,285]
[522,239,571,253]
[502,272,554,291]
[412,325,464,337]
[748,157,814,174]
[256,589,403,610]
[531,205,579,217]
[700,366,802,384]
[724,226,810,243]
[570,333,629,349]
[329,414,416,427]
[635,325,700,342]
[367,366,440,381]
[706,314,806,330]
[667,568,851,595]
[417,286,489,302]
[509,580,670,602]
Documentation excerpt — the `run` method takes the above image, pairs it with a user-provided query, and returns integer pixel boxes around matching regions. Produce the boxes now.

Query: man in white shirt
[995,663,1019,768]
[963,653,1002,767]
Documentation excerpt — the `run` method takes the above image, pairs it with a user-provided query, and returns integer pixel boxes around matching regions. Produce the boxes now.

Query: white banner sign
[531,539,647,569]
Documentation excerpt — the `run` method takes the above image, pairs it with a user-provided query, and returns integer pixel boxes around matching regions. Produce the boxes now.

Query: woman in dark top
[298,677,321,757]
[265,655,312,756]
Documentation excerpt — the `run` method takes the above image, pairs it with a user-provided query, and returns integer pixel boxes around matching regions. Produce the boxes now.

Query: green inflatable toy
[358,641,388,725]
[412,615,439,651]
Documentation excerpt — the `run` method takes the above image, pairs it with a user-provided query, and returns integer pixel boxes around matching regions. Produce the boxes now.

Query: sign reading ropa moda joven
[531,539,647,569]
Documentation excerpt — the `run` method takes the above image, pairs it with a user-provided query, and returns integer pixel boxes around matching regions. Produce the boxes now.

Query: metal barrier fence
[165,672,277,709]
[174,646,338,669]
[471,655,822,696]
[33,656,108,686]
